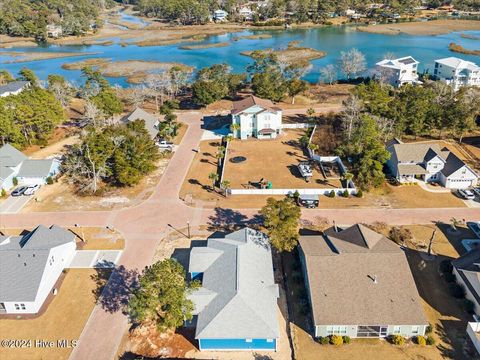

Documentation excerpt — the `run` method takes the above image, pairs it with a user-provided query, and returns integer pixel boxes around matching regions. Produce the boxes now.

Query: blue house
[188,228,280,351]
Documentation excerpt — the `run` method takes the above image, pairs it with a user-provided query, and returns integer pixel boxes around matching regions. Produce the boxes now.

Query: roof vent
[24,262,27,266]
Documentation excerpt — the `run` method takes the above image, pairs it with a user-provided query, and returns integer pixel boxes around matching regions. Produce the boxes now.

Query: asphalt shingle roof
[0,225,76,302]
[0,81,29,96]
[452,249,480,305]
[123,107,159,139]
[231,95,281,115]
[17,159,55,178]
[189,228,279,339]
[0,143,28,168]
[299,224,428,327]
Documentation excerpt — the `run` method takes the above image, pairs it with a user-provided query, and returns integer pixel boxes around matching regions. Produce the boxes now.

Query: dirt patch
[233,33,272,40]
[62,58,193,84]
[22,127,77,156]
[0,35,37,48]
[358,19,480,36]
[179,41,230,50]
[449,42,480,56]
[0,269,106,360]
[1,51,100,63]
[241,41,326,64]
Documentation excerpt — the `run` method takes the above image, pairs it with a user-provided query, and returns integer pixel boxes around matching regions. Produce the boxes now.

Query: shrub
[463,299,475,314]
[13,177,18,186]
[342,189,349,197]
[415,335,426,346]
[425,324,433,334]
[330,335,343,346]
[328,190,336,198]
[439,260,453,274]
[448,283,465,298]
[426,335,435,345]
[355,189,363,198]
[342,335,351,344]
[318,336,329,345]
[1,188,6,198]
[46,176,54,185]
[390,334,406,346]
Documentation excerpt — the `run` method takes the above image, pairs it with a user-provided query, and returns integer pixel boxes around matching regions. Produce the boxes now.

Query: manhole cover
[230,156,247,163]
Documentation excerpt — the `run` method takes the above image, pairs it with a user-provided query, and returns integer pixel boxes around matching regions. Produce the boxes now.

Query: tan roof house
[299,224,428,338]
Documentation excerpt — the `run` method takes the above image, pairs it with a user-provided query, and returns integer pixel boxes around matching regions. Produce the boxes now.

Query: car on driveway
[23,184,40,196]
[472,187,480,198]
[11,186,28,196]
[458,189,476,200]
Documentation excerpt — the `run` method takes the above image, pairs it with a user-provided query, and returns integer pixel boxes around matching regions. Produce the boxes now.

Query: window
[393,326,401,334]
[267,339,274,343]
[14,304,20,310]
[20,304,25,310]
[265,123,271,128]
[412,326,419,335]
[327,326,347,335]
[246,339,253,343]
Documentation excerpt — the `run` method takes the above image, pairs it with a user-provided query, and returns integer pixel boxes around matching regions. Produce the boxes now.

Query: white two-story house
[231,95,283,140]
[434,57,480,91]
[375,56,421,87]
[387,139,478,189]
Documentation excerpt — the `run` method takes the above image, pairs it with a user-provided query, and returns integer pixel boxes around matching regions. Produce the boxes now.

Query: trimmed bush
[415,335,426,346]
[439,260,453,274]
[342,335,351,344]
[463,299,475,314]
[425,324,433,334]
[328,190,336,198]
[318,336,329,345]
[13,177,18,186]
[342,189,349,198]
[390,335,406,346]
[46,176,54,185]
[448,283,465,298]
[330,335,343,346]
[355,189,363,198]
[1,188,6,198]
[426,335,435,346]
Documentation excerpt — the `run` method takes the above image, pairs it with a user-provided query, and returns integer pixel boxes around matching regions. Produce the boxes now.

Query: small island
[241,41,326,64]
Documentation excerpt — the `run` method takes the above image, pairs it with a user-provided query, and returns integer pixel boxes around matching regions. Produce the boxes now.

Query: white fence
[281,123,315,129]
[229,188,357,196]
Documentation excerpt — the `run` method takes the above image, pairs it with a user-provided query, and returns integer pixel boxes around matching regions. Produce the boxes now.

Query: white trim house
[375,56,421,87]
[231,95,283,140]
[452,249,480,316]
[434,57,480,91]
[386,139,478,189]
[0,225,76,314]
[0,81,29,98]
[299,224,428,339]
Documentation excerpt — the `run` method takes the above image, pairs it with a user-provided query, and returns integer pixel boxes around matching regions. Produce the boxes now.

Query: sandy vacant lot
[224,130,342,190]
[0,269,106,360]
[359,19,480,36]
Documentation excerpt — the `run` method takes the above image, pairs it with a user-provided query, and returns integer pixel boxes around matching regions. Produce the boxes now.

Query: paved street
[1,109,479,360]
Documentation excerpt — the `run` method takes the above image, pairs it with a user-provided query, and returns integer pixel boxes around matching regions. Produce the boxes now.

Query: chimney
[373,275,378,284]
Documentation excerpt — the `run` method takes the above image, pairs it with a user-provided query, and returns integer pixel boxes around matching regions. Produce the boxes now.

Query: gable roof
[0,81,29,96]
[189,227,279,339]
[452,249,480,305]
[17,159,56,178]
[231,95,281,115]
[435,57,479,71]
[441,151,475,178]
[388,142,445,164]
[376,56,419,69]
[123,107,159,139]
[299,224,428,326]
[0,143,28,168]
[0,225,76,302]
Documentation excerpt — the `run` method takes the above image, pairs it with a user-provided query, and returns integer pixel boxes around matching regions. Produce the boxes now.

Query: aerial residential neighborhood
[1,1,480,360]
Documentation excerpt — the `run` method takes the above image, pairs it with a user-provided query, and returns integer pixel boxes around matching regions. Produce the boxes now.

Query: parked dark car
[11,186,28,196]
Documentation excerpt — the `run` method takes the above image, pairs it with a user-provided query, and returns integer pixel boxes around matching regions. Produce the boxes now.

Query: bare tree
[372,115,395,143]
[49,81,72,108]
[83,100,104,127]
[127,85,148,108]
[341,95,362,141]
[169,68,191,97]
[339,48,366,80]
[319,64,337,85]
[383,51,396,60]
[145,72,171,111]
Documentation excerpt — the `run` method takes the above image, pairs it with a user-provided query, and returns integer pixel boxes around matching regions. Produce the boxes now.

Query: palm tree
[342,172,354,188]
[225,134,234,143]
[208,172,219,190]
[220,180,231,197]
[230,123,240,138]
[308,143,319,157]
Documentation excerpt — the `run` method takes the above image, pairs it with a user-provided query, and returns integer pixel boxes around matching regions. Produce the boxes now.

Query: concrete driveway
[69,250,123,268]
[0,195,32,214]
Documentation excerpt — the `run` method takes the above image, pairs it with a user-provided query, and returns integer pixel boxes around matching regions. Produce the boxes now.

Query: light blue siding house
[188,228,280,351]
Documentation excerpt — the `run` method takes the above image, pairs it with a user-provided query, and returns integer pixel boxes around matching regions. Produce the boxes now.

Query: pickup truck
[297,161,313,182]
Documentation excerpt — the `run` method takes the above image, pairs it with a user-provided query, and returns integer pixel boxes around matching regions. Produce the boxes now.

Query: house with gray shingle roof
[0,225,76,314]
[122,107,160,140]
[299,224,428,339]
[0,81,29,97]
[188,227,280,351]
[386,139,478,189]
[0,144,60,191]
[452,249,480,316]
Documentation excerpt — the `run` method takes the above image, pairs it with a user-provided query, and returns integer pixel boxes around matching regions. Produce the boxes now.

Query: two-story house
[434,57,480,91]
[230,95,283,140]
[375,56,421,87]
[387,139,478,189]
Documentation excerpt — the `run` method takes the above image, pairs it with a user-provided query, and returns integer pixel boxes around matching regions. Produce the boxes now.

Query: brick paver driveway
[1,109,479,360]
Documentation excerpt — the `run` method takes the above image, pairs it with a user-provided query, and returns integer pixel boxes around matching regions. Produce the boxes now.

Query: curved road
[1,110,479,360]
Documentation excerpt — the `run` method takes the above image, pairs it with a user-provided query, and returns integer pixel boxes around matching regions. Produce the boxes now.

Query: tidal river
[0,22,479,86]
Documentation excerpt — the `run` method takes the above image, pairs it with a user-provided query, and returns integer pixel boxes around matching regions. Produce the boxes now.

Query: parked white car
[23,184,40,196]
[156,140,173,150]
[458,189,475,200]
